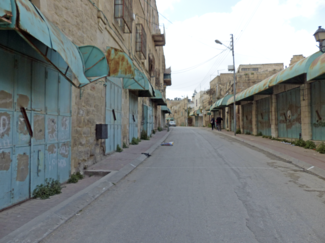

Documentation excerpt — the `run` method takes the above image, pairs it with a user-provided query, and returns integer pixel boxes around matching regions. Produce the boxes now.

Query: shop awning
[0,0,12,24]
[0,0,109,87]
[124,67,154,97]
[210,95,233,111]
[106,47,135,79]
[207,112,211,115]
[161,106,171,114]
[79,45,109,82]
[151,90,167,105]
[226,51,324,105]
[307,52,325,81]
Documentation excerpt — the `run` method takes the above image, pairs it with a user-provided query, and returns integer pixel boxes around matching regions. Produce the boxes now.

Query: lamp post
[215,35,237,136]
[314,26,325,53]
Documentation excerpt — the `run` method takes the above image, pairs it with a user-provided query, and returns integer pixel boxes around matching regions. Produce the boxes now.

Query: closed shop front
[277,88,301,139]
[129,93,138,142]
[0,32,72,210]
[242,104,253,134]
[105,78,122,153]
[311,80,325,140]
[256,97,271,136]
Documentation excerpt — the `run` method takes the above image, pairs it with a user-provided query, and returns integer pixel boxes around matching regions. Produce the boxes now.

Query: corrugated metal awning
[106,47,135,79]
[226,51,324,105]
[161,106,171,114]
[79,45,109,82]
[307,52,325,81]
[0,0,109,87]
[124,67,155,97]
[210,95,233,111]
[151,90,167,105]
[0,0,12,24]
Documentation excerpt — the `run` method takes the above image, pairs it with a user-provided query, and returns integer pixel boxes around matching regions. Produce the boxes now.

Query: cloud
[156,0,181,13]
[162,0,325,99]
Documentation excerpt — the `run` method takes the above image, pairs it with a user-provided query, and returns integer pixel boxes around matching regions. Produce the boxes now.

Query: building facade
[0,0,171,210]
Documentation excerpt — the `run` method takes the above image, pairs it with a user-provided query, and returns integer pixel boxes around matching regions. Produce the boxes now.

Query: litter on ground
[161,142,174,146]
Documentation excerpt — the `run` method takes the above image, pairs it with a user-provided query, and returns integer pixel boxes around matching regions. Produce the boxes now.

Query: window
[149,54,155,77]
[114,0,133,33]
[136,24,147,60]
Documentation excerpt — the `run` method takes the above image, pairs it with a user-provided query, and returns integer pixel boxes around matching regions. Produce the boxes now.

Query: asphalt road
[43,127,325,243]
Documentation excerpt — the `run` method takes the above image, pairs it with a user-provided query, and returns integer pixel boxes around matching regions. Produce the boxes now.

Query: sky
[155,0,325,100]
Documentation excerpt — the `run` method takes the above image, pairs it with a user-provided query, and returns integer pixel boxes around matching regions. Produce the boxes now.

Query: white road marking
[307,166,315,171]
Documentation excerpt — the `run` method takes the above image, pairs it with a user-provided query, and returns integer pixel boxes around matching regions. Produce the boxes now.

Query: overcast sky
[156,0,325,100]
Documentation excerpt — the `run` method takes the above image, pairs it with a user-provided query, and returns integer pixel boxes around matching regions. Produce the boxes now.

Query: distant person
[216,116,223,131]
[210,117,215,130]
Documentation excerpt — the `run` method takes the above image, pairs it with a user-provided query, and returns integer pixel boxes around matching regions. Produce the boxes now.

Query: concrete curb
[1,131,171,243]
[214,129,325,180]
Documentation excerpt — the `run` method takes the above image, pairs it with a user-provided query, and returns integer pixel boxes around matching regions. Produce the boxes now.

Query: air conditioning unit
[228,65,234,72]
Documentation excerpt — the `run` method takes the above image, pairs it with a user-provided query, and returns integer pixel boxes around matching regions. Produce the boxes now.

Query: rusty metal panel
[311,80,325,140]
[308,52,325,81]
[242,104,253,134]
[277,88,301,139]
[151,89,166,105]
[124,67,147,90]
[106,47,135,79]
[256,97,271,136]
[78,45,109,80]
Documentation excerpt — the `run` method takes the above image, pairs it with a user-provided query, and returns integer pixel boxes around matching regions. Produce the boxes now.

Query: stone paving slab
[209,128,325,179]
[0,130,171,243]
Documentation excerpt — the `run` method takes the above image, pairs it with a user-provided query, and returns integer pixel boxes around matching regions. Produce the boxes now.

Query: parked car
[169,121,176,127]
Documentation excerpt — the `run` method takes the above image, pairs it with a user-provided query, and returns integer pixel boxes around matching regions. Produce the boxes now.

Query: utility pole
[231,34,236,136]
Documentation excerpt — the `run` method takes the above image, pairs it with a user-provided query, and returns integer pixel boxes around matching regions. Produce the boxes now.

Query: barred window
[136,24,147,59]
[114,0,133,33]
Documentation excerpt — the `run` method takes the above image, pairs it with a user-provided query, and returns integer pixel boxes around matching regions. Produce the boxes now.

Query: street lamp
[314,26,325,53]
[215,35,237,136]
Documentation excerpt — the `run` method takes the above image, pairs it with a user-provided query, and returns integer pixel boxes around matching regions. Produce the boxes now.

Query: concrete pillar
[271,94,278,138]
[301,83,312,140]
[252,100,257,135]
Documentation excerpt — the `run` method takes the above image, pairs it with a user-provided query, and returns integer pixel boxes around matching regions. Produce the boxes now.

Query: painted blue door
[242,104,253,134]
[129,93,138,142]
[142,105,148,134]
[311,80,325,140]
[0,44,72,210]
[147,102,153,137]
[277,88,301,139]
[256,98,271,136]
[105,78,122,154]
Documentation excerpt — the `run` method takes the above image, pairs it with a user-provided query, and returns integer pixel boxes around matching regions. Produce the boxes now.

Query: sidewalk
[210,128,325,179]
[0,130,170,243]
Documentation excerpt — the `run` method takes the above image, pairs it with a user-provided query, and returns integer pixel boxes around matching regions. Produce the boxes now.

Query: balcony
[164,67,172,86]
[152,25,166,47]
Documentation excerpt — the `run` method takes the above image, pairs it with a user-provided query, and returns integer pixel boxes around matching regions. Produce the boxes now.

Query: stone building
[211,52,325,143]
[0,0,171,210]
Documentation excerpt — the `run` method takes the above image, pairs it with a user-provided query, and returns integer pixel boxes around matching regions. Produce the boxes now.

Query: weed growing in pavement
[131,137,138,145]
[236,129,241,134]
[292,139,306,147]
[68,172,84,184]
[158,127,163,132]
[317,142,325,154]
[245,131,251,135]
[208,124,212,128]
[116,144,123,152]
[123,142,128,148]
[304,140,316,149]
[141,130,149,140]
[152,129,156,134]
[33,179,62,199]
